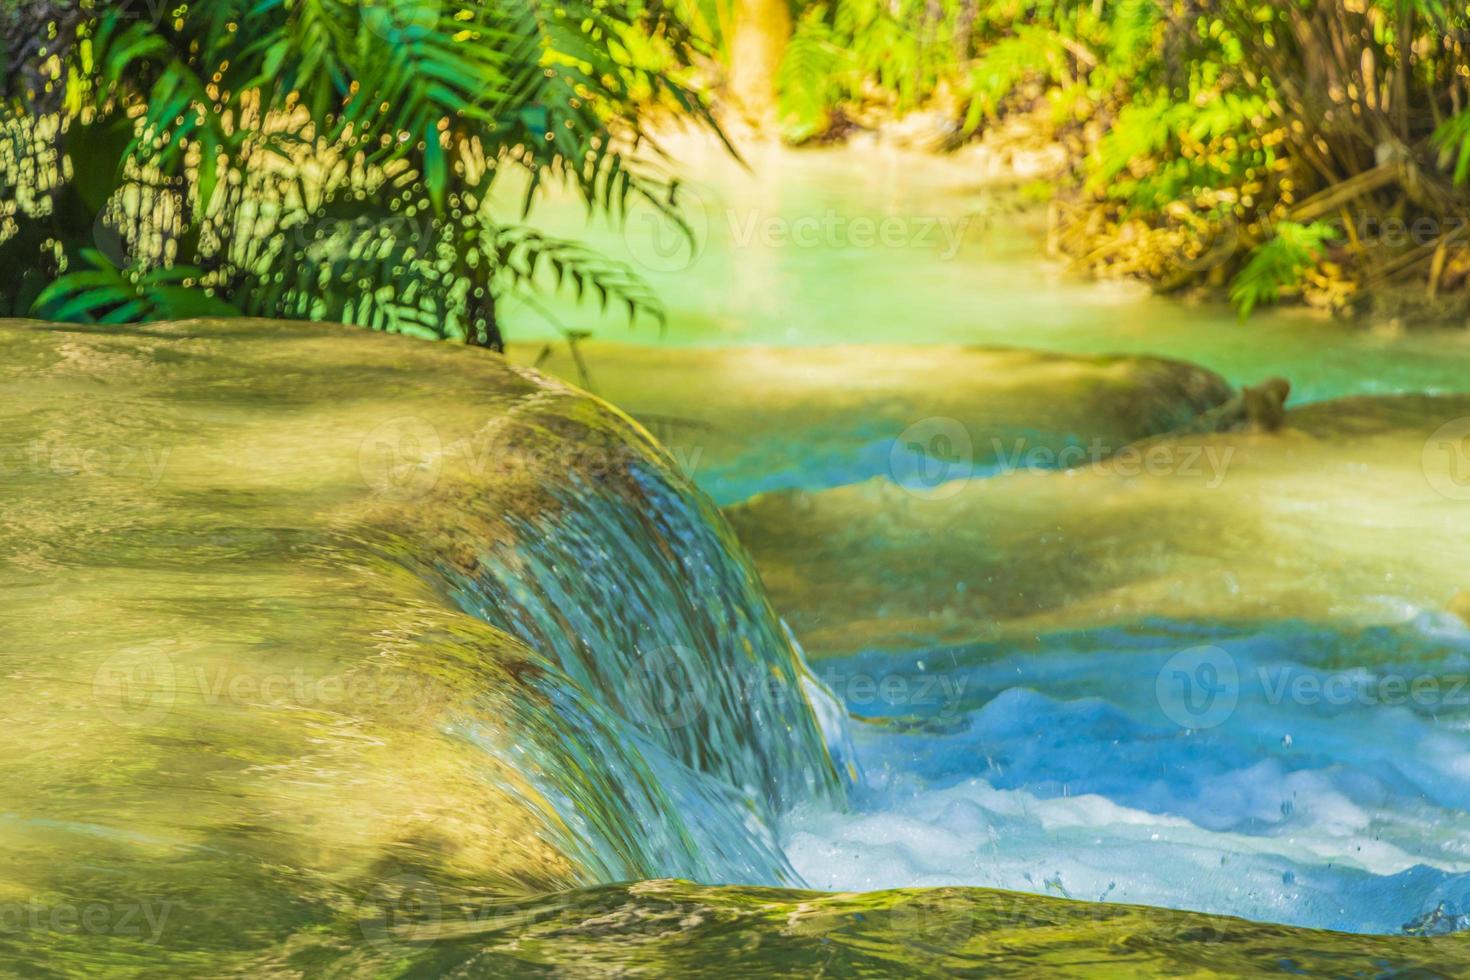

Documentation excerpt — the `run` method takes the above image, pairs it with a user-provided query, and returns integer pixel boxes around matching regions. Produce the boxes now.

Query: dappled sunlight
[731,396,1470,650]
[9,0,1470,973]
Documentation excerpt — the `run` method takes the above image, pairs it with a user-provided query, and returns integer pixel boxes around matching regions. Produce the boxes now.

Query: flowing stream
[0,319,843,971]
[513,136,1470,402]
[508,136,1470,936]
[9,140,1470,973]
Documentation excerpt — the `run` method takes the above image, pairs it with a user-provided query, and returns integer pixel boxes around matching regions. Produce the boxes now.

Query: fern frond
[1229,222,1337,318]
[491,225,666,331]
[35,250,239,323]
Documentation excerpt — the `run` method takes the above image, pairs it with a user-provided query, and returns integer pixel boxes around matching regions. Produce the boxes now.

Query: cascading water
[780,616,1470,933]
[15,315,1470,978]
[0,317,857,974]
[338,353,853,889]
[451,664,799,887]
[441,402,848,827]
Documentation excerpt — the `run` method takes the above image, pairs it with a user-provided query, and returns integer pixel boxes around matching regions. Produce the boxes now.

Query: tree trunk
[728,0,791,127]
[466,287,504,352]
[1,1,83,111]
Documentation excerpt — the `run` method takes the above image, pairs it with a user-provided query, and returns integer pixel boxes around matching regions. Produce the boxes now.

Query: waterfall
[0,318,852,966]
[404,383,848,884]
[451,661,800,886]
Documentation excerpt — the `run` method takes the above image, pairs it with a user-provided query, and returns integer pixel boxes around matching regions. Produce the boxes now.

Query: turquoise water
[9,134,1468,973]
[506,137,1470,936]
[509,136,1470,403]
[784,616,1470,933]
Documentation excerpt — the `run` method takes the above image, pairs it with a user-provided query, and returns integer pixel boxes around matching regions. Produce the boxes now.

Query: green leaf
[1229,222,1337,318]
[423,125,446,215]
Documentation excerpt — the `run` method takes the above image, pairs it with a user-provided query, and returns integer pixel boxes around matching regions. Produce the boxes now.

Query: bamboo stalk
[1361,221,1468,288]
[1428,238,1449,299]
[1288,161,1402,222]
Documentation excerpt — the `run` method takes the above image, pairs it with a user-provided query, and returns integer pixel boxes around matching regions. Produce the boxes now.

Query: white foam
[783,624,1470,934]
[784,774,1470,931]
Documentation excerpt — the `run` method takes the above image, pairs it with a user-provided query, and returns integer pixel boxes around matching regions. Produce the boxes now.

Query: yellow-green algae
[507,341,1235,502]
[260,881,1470,976]
[729,394,1470,655]
[0,316,824,973]
[3,317,1467,976]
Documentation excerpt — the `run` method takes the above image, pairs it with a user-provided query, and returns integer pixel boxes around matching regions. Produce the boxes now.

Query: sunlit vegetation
[767,0,1470,317]
[8,1,1470,330]
[0,1,720,347]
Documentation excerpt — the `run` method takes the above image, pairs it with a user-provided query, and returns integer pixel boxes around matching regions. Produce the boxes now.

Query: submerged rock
[0,317,838,972]
[509,341,1236,504]
[1243,377,1292,431]
[1143,376,1291,438]
[1451,590,1470,627]
[311,879,1470,975]
[1404,901,1470,937]
[729,391,1470,653]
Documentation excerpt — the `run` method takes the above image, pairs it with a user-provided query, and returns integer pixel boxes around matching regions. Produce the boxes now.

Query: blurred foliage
[774,0,1470,316]
[9,1,1470,326]
[0,0,722,347]
[1230,220,1338,318]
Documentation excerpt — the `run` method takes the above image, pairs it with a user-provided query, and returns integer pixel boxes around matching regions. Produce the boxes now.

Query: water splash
[785,618,1470,933]
[455,663,796,886]
[450,462,845,823]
